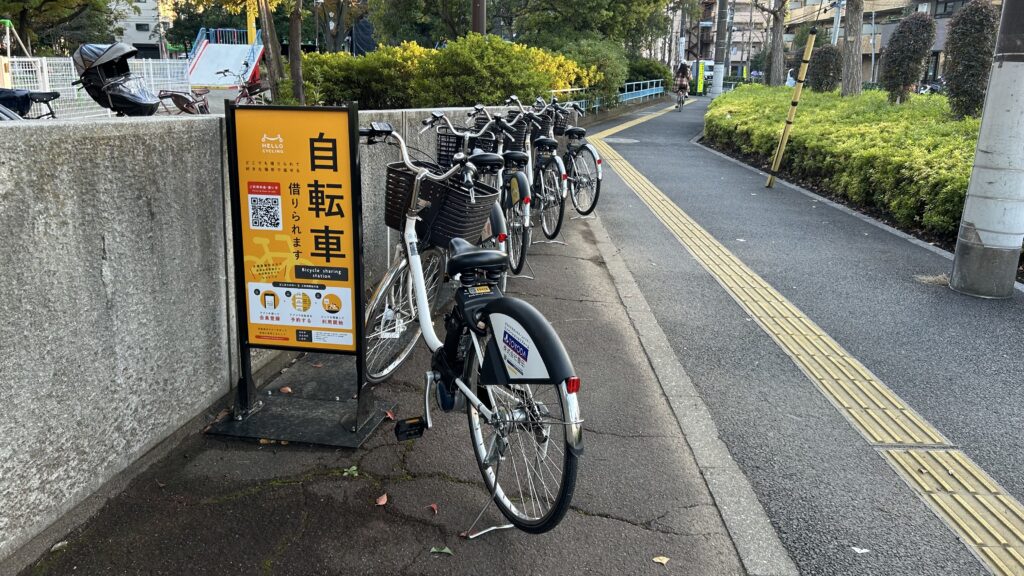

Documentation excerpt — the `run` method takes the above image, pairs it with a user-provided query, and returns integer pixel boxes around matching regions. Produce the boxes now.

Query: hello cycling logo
[261,133,285,154]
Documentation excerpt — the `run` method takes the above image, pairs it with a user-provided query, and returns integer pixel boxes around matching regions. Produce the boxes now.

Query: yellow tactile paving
[592,108,1024,574]
[592,137,945,447]
[886,450,1024,575]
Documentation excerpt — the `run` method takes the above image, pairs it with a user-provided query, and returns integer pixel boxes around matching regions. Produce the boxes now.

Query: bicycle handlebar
[360,122,476,196]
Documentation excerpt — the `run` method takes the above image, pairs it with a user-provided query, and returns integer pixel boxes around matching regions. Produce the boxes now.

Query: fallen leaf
[430,546,453,556]
[376,493,388,506]
[156,480,166,488]
[259,438,273,445]
[279,386,293,394]
[312,362,324,368]
[427,503,438,515]
[50,541,68,553]
[385,410,395,421]
[458,531,469,539]
[280,440,289,446]
[653,556,669,565]
[852,547,870,554]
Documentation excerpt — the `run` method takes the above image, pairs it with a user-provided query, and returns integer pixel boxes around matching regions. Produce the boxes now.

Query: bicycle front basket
[531,114,553,141]
[553,111,569,136]
[504,111,530,152]
[436,126,464,168]
[384,160,445,231]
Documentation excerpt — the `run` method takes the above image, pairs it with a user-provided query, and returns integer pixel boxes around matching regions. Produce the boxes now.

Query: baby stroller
[72,43,159,117]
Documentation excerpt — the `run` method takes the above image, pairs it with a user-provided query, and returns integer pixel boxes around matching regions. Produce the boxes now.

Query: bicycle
[550,99,603,216]
[158,88,211,114]
[360,120,583,534]
[216,61,267,105]
[508,96,567,241]
[0,88,60,119]
[364,111,508,383]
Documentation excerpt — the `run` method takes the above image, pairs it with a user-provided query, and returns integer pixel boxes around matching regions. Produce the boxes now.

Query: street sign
[700,21,714,27]
[231,106,361,353]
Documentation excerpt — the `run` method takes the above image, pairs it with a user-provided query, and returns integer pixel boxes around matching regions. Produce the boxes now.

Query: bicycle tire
[506,201,529,275]
[363,248,444,383]
[465,313,578,533]
[538,165,564,239]
[570,148,601,216]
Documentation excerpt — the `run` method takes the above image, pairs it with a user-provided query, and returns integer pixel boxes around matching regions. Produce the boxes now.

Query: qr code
[249,195,282,230]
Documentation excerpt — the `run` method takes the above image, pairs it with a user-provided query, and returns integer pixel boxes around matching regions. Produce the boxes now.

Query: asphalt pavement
[595,98,1024,575]
[17,213,745,575]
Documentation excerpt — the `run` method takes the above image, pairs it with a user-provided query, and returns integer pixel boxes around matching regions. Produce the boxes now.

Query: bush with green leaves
[303,34,599,109]
[944,0,1000,118]
[559,38,629,107]
[806,44,842,92]
[880,12,936,103]
[704,84,977,239]
[628,57,672,88]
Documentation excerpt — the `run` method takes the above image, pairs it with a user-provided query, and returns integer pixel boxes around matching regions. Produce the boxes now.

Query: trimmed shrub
[944,0,1000,118]
[304,34,597,109]
[628,57,672,88]
[880,12,936,103]
[806,44,842,92]
[303,41,431,108]
[704,85,977,239]
[559,38,629,107]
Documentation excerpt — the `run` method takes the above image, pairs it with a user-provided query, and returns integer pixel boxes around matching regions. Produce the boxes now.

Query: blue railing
[550,79,666,114]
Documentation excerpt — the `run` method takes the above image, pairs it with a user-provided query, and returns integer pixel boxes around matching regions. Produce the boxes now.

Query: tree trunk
[317,0,348,53]
[841,0,864,95]
[289,0,305,104]
[768,1,786,86]
[258,0,286,99]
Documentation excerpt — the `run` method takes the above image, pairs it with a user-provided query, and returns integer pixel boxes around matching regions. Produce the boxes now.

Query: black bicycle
[550,99,602,216]
[507,96,567,241]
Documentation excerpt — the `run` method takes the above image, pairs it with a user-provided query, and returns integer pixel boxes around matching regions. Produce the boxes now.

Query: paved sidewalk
[19,219,745,575]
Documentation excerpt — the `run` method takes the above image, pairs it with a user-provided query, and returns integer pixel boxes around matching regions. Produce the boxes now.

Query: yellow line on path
[592,107,1024,575]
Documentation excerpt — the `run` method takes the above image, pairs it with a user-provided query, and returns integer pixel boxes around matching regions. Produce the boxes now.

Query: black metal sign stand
[210,101,388,448]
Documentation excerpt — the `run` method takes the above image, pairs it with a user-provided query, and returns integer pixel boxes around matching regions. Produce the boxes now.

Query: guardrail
[550,79,665,114]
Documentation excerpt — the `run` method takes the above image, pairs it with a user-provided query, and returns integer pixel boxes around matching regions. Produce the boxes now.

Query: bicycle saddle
[502,150,529,166]
[564,127,586,139]
[447,238,507,276]
[533,136,558,150]
[193,88,210,96]
[468,151,503,170]
[28,91,60,103]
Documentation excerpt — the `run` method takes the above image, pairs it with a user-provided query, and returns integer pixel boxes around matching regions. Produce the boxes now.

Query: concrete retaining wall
[0,100,635,564]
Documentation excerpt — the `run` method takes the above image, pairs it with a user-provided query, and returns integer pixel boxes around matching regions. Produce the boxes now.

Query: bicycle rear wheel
[537,166,564,239]
[506,201,529,275]
[465,329,578,533]
[570,148,600,216]
[363,248,444,383]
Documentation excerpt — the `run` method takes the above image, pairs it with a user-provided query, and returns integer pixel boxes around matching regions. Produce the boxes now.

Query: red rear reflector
[597,158,602,165]
[566,376,580,394]
[523,196,531,205]
[497,233,508,242]
[561,173,568,180]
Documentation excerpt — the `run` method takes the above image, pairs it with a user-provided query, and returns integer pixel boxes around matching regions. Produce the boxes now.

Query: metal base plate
[209,396,393,448]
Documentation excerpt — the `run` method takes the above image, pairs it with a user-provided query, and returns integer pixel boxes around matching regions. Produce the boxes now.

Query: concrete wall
[0,116,230,560]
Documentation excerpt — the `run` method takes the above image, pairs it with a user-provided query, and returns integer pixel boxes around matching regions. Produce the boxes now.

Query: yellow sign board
[229,106,362,353]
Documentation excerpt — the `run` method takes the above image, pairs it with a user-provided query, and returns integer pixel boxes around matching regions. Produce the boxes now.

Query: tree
[943,0,999,117]
[288,0,303,103]
[313,0,364,52]
[806,43,841,91]
[840,0,863,95]
[1,0,129,53]
[367,0,469,46]
[880,12,935,103]
[754,0,787,85]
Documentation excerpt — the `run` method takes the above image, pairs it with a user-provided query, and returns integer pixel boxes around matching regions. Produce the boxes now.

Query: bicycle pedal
[395,416,427,441]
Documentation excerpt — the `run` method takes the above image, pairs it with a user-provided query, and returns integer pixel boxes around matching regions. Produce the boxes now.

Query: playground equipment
[188,28,264,89]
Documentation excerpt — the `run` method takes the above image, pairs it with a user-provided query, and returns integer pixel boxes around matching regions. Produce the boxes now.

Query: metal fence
[550,79,666,114]
[9,57,191,120]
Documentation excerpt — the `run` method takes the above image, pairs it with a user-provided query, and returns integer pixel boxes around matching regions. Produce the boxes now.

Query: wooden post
[766,27,817,188]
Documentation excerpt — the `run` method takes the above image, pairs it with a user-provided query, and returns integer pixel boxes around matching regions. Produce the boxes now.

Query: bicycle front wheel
[466,341,577,532]
[570,148,601,216]
[506,201,530,275]
[363,248,444,383]
[538,166,564,239]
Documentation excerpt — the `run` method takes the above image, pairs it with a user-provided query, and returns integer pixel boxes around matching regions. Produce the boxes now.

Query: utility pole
[831,0,845,44]
[710,0,729,95]
[725,2,736,75]
[869,10,876,82]
[472,0,486,34]
[950,0,1024,298]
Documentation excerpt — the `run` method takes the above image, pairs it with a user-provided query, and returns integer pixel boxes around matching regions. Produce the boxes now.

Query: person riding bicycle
[674,62,692,107]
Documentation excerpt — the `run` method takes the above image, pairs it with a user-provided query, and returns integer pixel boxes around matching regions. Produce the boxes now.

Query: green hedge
[704,84,978,238]
[628,57,672,88]
[303,34,602,110]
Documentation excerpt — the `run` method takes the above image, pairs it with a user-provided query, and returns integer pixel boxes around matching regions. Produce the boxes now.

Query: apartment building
[114,0,173,58]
